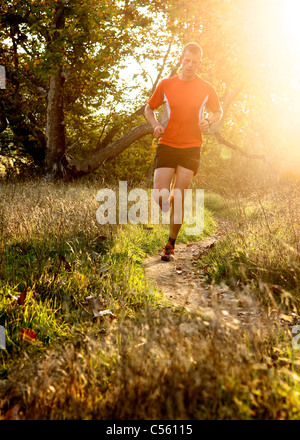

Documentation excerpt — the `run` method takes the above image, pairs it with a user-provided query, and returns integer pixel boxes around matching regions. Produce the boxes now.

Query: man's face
[180,50,201,80]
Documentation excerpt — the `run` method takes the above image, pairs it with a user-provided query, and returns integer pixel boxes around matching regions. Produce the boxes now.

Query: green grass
[199,190,300,308]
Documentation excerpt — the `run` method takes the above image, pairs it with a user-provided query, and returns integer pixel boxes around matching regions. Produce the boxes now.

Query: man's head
[179,43,203,81]
[182,43,203,60]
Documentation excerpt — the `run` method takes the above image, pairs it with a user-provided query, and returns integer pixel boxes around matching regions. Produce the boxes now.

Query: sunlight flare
[278,0,300,56]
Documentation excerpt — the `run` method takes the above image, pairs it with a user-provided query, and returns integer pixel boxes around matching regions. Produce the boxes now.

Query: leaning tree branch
[67,122,153,178]
[212,131,266,161]
[64,79,267,180]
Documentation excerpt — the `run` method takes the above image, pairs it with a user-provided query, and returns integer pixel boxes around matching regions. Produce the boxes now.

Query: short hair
[182,43,203,60]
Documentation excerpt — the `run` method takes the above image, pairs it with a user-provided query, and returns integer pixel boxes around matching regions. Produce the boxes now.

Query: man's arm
[145,103,165,139]
[198,108,223,132]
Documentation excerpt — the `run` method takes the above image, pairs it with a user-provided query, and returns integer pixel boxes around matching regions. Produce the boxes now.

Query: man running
[145,42,223,261]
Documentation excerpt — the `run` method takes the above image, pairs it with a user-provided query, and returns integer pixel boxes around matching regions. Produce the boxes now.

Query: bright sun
[245,0,300,74]
[241,0,300,168]
[278,0,300,57]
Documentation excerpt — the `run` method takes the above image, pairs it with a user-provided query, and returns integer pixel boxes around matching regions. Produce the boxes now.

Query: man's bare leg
[153,167,175,211]
[169,165,194,240]
[154,166,194,260]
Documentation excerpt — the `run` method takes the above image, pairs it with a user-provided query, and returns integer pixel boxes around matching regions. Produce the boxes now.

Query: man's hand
[144,104,165,139]
[153,124,164,139]
[198,119,210,132]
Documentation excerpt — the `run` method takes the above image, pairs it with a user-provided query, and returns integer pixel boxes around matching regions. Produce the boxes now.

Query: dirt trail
[143,219,268,330]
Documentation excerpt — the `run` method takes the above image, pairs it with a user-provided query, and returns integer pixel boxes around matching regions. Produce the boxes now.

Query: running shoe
[161,244,175,261]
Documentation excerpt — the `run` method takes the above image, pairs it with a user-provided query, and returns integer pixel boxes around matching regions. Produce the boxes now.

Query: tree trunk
[44,67,67,178]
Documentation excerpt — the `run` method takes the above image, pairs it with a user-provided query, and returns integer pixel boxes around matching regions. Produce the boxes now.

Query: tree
[0,0,265,180]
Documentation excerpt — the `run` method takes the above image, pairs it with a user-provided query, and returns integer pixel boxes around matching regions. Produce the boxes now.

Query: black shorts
[154,144,201,175]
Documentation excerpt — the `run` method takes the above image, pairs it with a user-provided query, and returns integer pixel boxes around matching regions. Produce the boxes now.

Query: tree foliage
[0,0,283,180]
